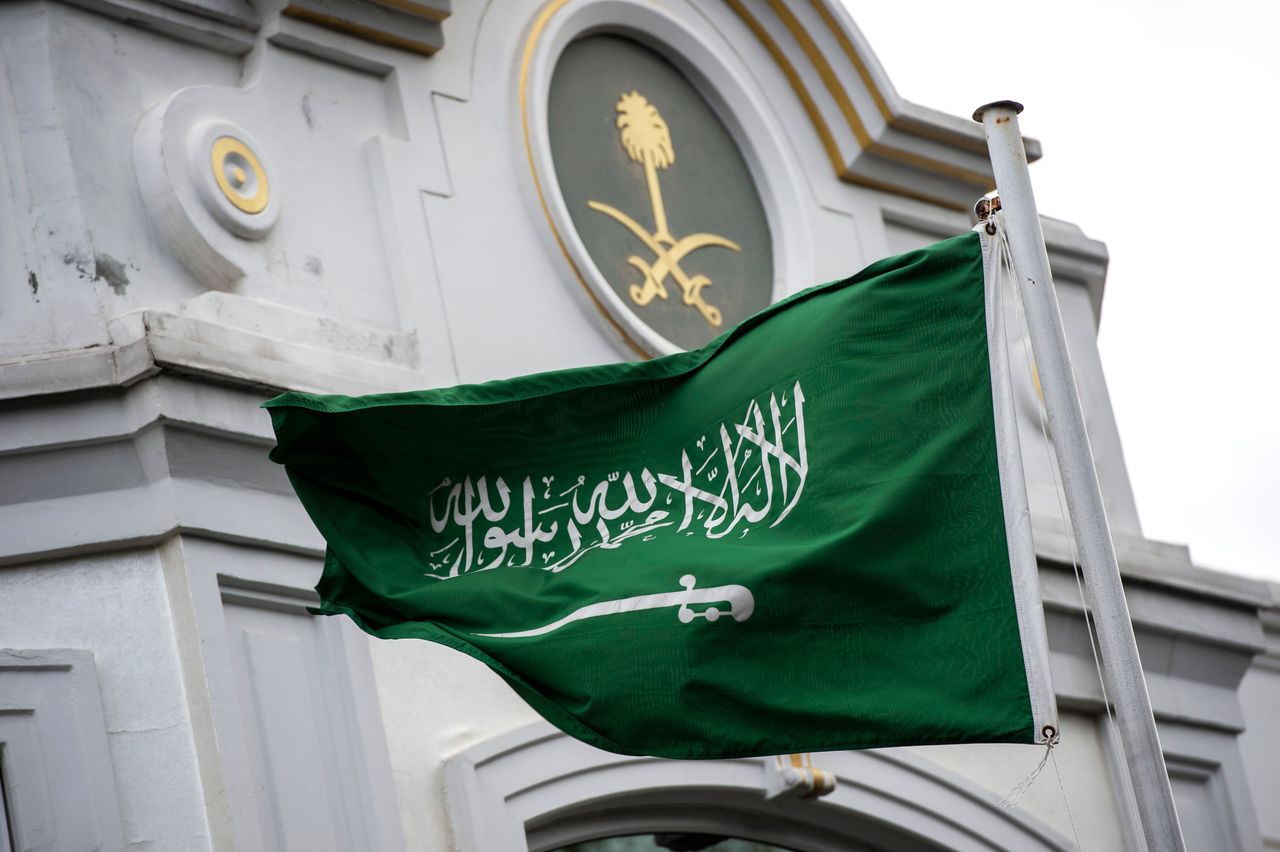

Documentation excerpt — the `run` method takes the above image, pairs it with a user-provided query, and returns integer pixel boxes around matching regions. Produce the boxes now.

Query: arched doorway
[550,833,796,851]
[444,723,1071,851]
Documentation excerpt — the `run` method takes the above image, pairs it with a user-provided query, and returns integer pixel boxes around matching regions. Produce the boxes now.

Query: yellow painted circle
[210,136,269,215]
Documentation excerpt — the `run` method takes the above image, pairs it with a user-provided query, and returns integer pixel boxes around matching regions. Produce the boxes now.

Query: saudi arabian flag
[265,226,1056,758]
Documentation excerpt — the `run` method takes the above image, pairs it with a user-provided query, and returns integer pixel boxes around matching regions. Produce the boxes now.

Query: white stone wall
[0,549,211,849]
[1239,606,1280,850]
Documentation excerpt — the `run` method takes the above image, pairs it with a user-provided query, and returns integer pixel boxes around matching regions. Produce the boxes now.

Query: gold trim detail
[725,0,993,207]
[370,0,449,22]
[805,0,890,121]
[723,0,844,176]
[766,0,990,187]
[807,0,989,156]
[844,173,966,212]
[766,0,870,150]
[210,136,269,215]
[520,0,649,357]
[281,6,441,56]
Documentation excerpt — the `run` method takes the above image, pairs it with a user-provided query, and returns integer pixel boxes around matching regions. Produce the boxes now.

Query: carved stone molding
[445,722,1071,851]
[51,0,450,61]
[135,88,282,289]
[281,0,451,57]
[55,0,260,54]
[0,650,126,851]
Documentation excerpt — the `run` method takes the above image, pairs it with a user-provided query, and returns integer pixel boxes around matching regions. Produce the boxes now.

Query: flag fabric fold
[264,226,1056,759]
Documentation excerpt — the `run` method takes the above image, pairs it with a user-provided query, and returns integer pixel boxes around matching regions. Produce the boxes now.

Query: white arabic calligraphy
[423,380,808,579]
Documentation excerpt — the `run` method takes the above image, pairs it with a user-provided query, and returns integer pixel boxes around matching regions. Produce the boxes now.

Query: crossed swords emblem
[587,92,741,328]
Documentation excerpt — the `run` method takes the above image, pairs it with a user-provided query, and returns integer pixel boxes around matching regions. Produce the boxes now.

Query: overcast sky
[841,0,1279,584]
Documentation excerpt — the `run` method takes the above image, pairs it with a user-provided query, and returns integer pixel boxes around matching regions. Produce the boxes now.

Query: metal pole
[973,100,1186,852]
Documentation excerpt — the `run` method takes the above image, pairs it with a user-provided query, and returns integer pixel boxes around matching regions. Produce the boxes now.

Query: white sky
[842,0,1279,584]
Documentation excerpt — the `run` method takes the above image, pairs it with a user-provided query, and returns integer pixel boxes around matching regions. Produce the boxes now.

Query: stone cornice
[721,0,1042,212]
[0,295,430,403]
[280,0,450,57]
[48,0,451,56]
[54,0,260,54]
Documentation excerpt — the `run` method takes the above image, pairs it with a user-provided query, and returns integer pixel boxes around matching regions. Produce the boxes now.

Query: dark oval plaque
[549,35,774,352]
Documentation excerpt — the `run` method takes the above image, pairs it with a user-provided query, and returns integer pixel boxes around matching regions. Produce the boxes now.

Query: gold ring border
[210,136,270,215]
[520,0,651,358]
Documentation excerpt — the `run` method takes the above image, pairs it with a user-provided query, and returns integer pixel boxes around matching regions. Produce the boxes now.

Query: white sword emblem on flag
[474,574,754,639]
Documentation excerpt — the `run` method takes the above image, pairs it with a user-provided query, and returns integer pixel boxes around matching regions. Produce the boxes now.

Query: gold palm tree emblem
[588,92,740,327]
[617,91,676,244]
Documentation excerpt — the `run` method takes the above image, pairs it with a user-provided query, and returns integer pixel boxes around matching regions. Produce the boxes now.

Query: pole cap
[972,100,1024,123]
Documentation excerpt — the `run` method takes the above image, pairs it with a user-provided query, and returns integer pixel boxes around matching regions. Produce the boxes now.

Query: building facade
[0,0,1276,849]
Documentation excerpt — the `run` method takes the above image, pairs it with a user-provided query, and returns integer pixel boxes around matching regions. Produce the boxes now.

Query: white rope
[997,225,1118,724]
[993,221,1101,848]
[999,728,1059,810]
[1052,747,1085,850]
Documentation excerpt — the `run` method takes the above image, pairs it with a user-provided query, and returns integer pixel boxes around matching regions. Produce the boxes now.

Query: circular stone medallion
[549,35,773,352]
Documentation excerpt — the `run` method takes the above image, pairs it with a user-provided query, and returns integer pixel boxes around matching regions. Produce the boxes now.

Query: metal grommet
[976,193,1001,235]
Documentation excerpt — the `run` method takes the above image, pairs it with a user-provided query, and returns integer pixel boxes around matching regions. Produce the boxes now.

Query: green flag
[264,227,1056,758]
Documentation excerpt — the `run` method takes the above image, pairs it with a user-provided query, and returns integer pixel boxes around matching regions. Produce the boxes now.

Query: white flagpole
[973,100,1186,852]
